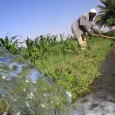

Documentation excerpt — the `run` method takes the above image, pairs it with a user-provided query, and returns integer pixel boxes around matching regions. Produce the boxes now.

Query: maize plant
[0,36,20,54]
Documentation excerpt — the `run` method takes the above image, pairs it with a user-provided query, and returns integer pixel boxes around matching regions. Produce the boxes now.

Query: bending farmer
[71,9,101,50]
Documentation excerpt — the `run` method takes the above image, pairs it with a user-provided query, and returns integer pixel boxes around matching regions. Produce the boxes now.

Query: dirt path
[75,47,115,115]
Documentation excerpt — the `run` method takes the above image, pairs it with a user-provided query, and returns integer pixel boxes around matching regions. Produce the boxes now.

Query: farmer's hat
[89,9,96,13]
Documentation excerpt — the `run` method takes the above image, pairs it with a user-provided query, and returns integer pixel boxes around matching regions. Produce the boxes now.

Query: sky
[0,0,102,39]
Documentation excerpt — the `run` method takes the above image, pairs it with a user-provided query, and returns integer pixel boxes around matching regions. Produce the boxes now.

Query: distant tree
[95,0,115,28]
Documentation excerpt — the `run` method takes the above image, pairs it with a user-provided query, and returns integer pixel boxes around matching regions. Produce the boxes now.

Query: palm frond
[96,0,114,27]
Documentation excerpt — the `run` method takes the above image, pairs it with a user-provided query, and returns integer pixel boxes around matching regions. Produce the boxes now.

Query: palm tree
[95,0,115,28]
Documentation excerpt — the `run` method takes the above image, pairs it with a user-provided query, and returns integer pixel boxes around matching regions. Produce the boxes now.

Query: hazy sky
[0,0,102,39]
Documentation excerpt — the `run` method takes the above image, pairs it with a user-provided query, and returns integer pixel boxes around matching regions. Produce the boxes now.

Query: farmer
[71,9,101,50]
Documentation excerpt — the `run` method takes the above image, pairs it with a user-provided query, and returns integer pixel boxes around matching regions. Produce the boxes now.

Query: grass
[34,36,113,101]
[0,33,113,101]
[0,34,114,113]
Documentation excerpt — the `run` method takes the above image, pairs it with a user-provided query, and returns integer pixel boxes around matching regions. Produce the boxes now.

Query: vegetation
[0,31,114,101]
[0,35,21,54]
[0,0,115,102]
[103,29,115,36]
[0,1,114,114]
[95,0,115,28]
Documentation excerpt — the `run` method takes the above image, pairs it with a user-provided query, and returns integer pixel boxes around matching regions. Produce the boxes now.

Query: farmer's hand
[91,27,102,37]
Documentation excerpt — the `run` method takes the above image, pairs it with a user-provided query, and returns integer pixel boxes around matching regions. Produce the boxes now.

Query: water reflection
[0,46,74,115]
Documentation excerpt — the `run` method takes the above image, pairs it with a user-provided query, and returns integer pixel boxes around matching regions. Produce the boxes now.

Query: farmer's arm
[81,26,92,36]
[91,27,102,36]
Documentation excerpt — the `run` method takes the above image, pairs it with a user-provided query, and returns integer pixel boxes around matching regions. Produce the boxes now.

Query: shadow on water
[75,45,115,115]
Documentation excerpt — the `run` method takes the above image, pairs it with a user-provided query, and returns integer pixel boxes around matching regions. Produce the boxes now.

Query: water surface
[0,47,74,115]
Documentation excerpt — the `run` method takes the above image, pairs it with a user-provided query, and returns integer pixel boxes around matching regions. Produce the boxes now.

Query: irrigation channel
[74,45,115,115]
[0,46,115,115]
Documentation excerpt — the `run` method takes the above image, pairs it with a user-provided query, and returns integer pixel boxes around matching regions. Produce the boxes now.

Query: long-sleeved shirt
[71,13,95,38]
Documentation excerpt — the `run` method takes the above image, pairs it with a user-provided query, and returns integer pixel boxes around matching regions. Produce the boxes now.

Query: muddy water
[74,46,115,115]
